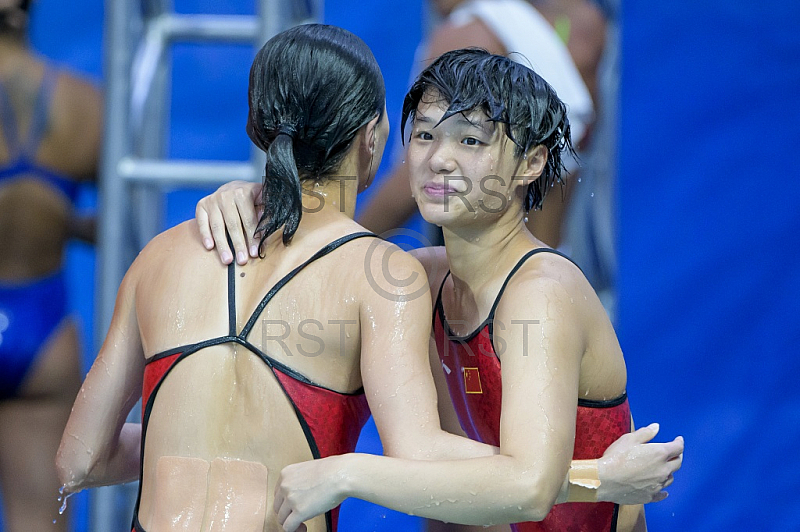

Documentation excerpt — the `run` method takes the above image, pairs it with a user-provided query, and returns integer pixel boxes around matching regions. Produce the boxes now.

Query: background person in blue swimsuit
[0,0,102,530]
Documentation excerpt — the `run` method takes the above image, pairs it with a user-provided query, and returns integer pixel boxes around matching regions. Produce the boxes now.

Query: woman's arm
[354,241,496,461]
[274,274,575,530]
[354,276,581,523]
[274,261,682,531]
[56,260,146,494]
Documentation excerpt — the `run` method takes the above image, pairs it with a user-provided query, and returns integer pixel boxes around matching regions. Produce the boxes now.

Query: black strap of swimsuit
[227,256,237,336]
[225,233,238,335]
[486,248,582,321]
[435,248,582,333]
[433,270,452,332]
[238,231,378,338]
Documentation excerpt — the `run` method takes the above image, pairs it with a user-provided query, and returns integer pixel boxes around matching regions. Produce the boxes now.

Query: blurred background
[2,0,799,530]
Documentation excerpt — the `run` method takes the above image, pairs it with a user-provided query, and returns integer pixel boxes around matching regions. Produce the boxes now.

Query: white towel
[449,0,594,145]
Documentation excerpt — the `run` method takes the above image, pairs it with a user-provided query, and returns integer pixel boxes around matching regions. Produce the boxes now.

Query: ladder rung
[118,157,260,187]
[156,14,262,43]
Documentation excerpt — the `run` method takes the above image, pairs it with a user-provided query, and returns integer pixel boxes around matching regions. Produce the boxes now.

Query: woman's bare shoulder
[135,221,209,266]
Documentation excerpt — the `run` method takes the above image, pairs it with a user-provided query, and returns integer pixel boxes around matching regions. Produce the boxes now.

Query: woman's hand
[195,180,262,264]
[274,456,350,532]
[597,423,684,504]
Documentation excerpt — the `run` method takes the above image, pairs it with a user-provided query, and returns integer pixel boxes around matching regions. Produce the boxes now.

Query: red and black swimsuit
[432,248,631,532]
[132,233,376,532]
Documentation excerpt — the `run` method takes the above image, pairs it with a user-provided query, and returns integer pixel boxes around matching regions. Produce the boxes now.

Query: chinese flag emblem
[463,367,483,394]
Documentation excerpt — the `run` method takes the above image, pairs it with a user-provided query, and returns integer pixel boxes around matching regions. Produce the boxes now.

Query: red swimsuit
[433,248,631,532]
[132,233,376,532]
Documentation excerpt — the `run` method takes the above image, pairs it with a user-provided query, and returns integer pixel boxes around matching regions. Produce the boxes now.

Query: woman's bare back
[131,221,386,531]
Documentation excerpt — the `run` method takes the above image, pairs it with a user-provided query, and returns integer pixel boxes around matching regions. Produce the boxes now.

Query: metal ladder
[94,1,322,529]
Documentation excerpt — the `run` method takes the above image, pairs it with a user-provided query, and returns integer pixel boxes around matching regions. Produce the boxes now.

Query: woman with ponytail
[56,24,404,532]
[56,25,679,532]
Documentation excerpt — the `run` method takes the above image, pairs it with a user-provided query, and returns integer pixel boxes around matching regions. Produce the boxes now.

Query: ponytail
[257,126,303,248]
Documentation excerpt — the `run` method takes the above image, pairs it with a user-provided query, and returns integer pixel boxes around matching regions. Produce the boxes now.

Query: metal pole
[93,0,137,528]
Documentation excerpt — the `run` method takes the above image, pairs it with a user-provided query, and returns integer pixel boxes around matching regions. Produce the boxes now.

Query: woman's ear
[358,113,383,191]
[518,144,548,182]
[362,114,381,156]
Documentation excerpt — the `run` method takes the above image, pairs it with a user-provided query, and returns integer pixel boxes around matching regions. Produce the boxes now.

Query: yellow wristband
[568,459,600,503]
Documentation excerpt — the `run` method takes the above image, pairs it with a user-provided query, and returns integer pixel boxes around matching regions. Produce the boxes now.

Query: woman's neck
[255,176,360,256]
[301,171,359,219]
[442,208,541,294]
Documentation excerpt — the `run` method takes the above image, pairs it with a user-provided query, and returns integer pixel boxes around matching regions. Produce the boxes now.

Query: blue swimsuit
[0,67,79,399]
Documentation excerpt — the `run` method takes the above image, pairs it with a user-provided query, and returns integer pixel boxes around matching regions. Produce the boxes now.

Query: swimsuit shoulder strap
[487,247,582,319]
[433,270,452,331]
[238,232,379,338]
[227,259,238,336]
[22,66,59,156]
[0,78,20,156]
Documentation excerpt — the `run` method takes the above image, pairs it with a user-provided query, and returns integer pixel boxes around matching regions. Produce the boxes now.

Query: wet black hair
[247,24,385,247]
[401,48,574,212]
